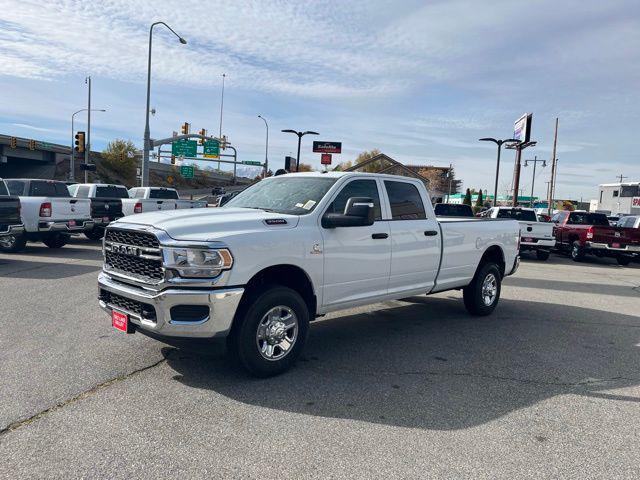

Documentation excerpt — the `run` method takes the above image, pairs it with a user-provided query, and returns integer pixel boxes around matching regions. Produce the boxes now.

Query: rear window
[568,212,609,226]
[496,209,537,221]
[95,186,129,198]
[28,181,70,197]
[0,181,8,196]
[434,204,473,217]
[75,186,91,198]
[149,189,179,199]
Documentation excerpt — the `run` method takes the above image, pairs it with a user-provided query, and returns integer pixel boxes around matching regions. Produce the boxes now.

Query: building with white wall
[596,182,640,215]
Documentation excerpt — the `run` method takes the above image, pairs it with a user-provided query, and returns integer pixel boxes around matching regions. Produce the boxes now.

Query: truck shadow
[0,259,100,278]
[161,297,640,431]
[504,277,640,297]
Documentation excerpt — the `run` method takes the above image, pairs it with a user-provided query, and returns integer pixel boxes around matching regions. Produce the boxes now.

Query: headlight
[162,247,233,278]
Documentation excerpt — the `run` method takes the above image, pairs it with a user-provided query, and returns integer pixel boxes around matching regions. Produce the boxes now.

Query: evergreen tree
[463,188,472,206]
[475,189,483,207]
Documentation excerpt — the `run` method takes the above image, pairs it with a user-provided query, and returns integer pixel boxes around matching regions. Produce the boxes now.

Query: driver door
[320,178,391,309]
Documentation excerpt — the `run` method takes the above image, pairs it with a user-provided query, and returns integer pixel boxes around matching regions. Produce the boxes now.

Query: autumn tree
[98,139,138,186]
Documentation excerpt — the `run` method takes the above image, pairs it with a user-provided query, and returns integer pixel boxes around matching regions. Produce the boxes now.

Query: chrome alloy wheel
[256,306,298,361]
[481,273,498,306]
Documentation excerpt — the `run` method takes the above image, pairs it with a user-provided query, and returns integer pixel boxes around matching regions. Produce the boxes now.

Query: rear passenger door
[383,180,441,295]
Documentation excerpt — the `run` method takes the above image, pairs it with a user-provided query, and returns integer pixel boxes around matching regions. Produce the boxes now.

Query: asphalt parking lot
[1,239,639,479]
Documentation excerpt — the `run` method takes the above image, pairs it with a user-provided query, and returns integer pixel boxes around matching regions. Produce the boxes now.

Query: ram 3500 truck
[1,179,93,252]
[0,179,24,248]
[68,183,127,240]
[481,207,555,260]
[552,210,640,265]
[123,187,207,215]
[98,172,520,376]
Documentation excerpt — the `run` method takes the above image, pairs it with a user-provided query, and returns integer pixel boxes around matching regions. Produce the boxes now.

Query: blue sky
[0,0,638,199]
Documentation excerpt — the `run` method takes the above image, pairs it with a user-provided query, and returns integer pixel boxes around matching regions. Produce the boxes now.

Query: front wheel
[0,233,27,253]
[42,233,69,249]
[536,249,550,261]
[463,263,502,316]
[231,286,309,377]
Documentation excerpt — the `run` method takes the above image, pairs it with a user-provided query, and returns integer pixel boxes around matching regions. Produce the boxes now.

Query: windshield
[95,186,129,198]
[496,208,537,221]
[225,176,337,215]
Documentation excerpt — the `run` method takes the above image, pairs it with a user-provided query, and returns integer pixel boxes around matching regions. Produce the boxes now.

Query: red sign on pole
[321,153,332,165]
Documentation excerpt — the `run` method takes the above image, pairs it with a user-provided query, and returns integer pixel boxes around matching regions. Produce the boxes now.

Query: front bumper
[586,242,640,253]
[0,223,24,237]
[38,219,95,232]
[98,272,244,338]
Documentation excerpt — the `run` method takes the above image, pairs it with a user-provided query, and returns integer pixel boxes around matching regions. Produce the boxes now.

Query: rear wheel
[42,233,69,249]
[536,249,550,261]
[463,263,502,316]
[85,227,105,241]
[230,286,309,377]
[617,255,632,266]
[0,233,27,253]
[570,241,585,262]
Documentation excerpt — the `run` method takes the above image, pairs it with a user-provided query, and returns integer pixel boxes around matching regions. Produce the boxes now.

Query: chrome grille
[103,227,163,283]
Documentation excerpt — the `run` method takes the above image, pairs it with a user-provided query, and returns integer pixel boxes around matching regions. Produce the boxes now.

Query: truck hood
[113,207,300,241]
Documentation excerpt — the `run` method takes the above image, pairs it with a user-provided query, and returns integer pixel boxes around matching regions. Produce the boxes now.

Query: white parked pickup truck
[480,207,555,260]
[1,179,93,252]
[98,172,520,376]
[123,187,207,215]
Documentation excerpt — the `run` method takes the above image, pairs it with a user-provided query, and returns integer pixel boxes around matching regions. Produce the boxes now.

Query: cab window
[384,181,426,220]
[326,179,381,220]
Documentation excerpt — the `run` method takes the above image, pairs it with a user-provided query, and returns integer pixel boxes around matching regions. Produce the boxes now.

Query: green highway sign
[203,139,220,159]
[171,138,198,157]
[180,165,195,179]
[242,161,263,166]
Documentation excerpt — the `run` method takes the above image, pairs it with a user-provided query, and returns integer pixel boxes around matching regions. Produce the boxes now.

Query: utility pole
[447,163,453,202]
[85,76,91,183]
[547,118,559,215]
[219,73,226,138]
[524,156,547,207]
[617,174,628,183]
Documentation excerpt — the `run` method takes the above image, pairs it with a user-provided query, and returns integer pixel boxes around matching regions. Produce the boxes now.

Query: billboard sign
[284,156,297,172]
[313,141,342,154]
[513,113,532,143]
[320,153,332,165]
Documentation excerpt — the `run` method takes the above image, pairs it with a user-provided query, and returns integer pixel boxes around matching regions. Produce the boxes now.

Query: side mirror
[322,197,375,228]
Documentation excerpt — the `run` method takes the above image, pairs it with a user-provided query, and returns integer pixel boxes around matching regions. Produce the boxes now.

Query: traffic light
[119,151,125,162]
[220,135,228,150]
[10,137,17,148]
[198,129,207,145]
[180,122,190,135]
[171,155,176,165]
[28,139,36,150]
[74,131,85,152]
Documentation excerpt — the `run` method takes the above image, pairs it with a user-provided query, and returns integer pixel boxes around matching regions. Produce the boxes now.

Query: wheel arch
[476,245,506,278]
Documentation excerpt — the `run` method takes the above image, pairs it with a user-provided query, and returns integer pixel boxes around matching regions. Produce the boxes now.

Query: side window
[384,181,426,220]
[613,190,619,197]
[6,180,24,195]
[551,213,561,223]
[327,180,381,220]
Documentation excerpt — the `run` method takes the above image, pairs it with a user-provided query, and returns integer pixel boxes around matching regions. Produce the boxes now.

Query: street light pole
[142,22,187,187]
[71,108,106,182]
[258,115,269,176]
[85,76,91,183]
[524,156,547,207]
[281,129,319,171]
[479,137,519,206]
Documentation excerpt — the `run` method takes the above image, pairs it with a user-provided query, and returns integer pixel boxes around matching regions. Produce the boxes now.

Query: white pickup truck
[1,179,93,252]
[123,187,207,215]
[480,207,555,260]
[98,172,520,376]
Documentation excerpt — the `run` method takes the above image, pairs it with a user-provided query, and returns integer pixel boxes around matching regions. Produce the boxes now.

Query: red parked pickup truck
[551,211,640,265]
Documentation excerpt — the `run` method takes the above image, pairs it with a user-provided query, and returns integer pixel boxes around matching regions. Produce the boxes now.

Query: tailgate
[519,221,553,240]
[91,198,123,218]
[593,226,640,247]
[0,197,21,225]
[144,200,176,211]
[49,198,91,219]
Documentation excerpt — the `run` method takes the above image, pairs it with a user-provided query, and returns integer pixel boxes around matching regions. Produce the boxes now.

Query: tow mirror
[322,197,375,228]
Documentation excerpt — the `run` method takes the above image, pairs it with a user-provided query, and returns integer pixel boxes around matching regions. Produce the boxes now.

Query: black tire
[617,255,632,266]
[463,263,502,316]
[0,233,27,253]
[42,233,69,249]
[85,227,105,241]
[230,285,309,377]
[536,250,550,261]
[570,241,585,262]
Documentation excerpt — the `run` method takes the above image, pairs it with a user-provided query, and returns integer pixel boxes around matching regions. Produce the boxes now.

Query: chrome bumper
[586,242,640,253]
[0,224,24,236]
[520,238,556,249]
[38,219,95,232]
[98,272,244,338]
[92,216,122,226]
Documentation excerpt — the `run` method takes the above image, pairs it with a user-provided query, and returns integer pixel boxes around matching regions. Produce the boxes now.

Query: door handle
[424,230,438,236]
[371,233,388,239]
